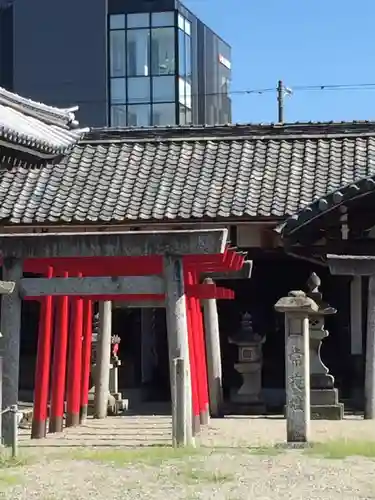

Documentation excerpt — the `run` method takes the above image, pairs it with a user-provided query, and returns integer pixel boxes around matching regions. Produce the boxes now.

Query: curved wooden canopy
[276,174,375,246]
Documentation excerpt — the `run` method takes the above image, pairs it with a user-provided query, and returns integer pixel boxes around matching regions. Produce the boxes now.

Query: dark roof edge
[82,121,375,144]
[0,86,80,130]
[276,174,375,238]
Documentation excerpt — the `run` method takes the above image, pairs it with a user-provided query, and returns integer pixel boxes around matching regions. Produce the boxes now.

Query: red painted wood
[31,265,54,438]
[80,300,93,417]
[185,290,200,422]
[66,272,83,426]
[195,296,210,415]
[185,270,202,422]
[49,271,70,432]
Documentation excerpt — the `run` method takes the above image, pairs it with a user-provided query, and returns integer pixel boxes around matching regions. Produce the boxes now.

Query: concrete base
[284,402,344,420]
[226,401,266,415]
[310,403,344,420]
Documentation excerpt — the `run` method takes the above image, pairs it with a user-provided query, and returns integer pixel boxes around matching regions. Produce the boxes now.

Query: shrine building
[1,84,374,414]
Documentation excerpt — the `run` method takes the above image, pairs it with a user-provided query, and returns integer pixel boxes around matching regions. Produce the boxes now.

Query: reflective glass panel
[127,13,149,29]
[109,30,126,77]
[109,14,125,30]
[110,105,127,127]
[184,19,191,36]
[127,77,150,104]
[127,104,151,126]
[152,76,175,103]
[110,78,126,104]
[153,103,176,125]
[185,81,191,109]
[151,27,175,75]
[185,35,191,80]
[179,104,186,125]
[178,13,185,31]
[127,29,150,76]
[178,29,185,77]
[178,77,185,105]
[151,12,175,27]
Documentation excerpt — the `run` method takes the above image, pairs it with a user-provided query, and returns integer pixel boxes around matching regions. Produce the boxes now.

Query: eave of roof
[276,174,375,238]
[0,87,89,158]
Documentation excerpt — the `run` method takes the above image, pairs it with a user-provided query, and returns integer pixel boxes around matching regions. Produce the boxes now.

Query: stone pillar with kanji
[306,273,344,420]
[275,290,319,443]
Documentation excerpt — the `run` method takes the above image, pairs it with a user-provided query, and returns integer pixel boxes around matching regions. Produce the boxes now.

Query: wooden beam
[201,260,253,280]
[20,276,164,297]
[0,229,228,259]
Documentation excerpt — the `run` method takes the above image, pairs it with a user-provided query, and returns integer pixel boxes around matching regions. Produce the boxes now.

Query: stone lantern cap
[274,290,319,314]
[229,312,264,345]
[306,273,337,316]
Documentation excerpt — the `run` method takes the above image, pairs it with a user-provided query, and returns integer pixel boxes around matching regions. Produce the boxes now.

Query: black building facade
[0,0,231,127]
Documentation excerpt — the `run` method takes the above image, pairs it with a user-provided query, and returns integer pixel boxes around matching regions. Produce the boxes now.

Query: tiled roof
[0,87,88,158]
[1,121,375,225]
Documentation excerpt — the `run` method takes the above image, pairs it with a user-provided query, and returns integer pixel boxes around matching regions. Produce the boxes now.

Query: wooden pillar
[93,301,112,419]
[31,266,54,439]
[202,279,223,417]
[66,292,83,427]
[49,272,69,433]
[350,276,362,355]
[365,275,375,419]
[1,257,22,446]
[80,299,93,423]
[164,255,193,447]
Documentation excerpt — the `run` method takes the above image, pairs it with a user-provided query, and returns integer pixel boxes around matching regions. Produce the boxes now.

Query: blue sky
[184,0,375,123]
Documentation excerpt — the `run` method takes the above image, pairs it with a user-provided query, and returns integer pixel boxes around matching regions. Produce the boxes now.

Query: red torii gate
[17,246,245,439]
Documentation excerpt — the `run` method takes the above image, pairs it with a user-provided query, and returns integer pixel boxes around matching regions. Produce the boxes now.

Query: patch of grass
[181,466,234,484]
[249,446,282,456]
[0,474,22,487]
[65,445,202,467]
[0,451,30,469]
[305,440,375,459]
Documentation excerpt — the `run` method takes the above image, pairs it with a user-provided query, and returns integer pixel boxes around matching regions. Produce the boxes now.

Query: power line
[41,81,375,107]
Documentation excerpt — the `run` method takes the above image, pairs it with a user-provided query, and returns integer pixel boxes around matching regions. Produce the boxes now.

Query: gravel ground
[1,415,375,499]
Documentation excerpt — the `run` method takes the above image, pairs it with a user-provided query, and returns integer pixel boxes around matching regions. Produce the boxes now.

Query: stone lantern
[306,272,344,419]
[229,312,265,413]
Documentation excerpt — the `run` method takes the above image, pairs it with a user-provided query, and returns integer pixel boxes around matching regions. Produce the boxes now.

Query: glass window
[178,29,185,77]
[178,13,185,31]
[152,76,175,103]
[178,77,185,106]
[109,30,126,77]
[151,27,175,75]
[109,14,125,30]
[110,105,127,127]
[179,104,186,125]
[185,81,191,109]
[110,78,126,104]
[151,12,175,27]
[127,13,149,29]
[185,35,191,80]
[127,29,150,76]
[152,103,176,126]
[184,19,191,36]
[128,77,150,104]
[185,108,192,124]
[127,104,151,126]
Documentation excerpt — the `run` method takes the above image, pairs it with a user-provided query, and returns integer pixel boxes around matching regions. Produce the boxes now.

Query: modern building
[0,0,231,127]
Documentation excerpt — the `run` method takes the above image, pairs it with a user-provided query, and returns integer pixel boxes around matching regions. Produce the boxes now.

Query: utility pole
[277,80,293,123]
[277,80,284,123]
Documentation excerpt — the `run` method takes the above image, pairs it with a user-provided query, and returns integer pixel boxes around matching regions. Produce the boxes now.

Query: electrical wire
[42,82,375,106]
